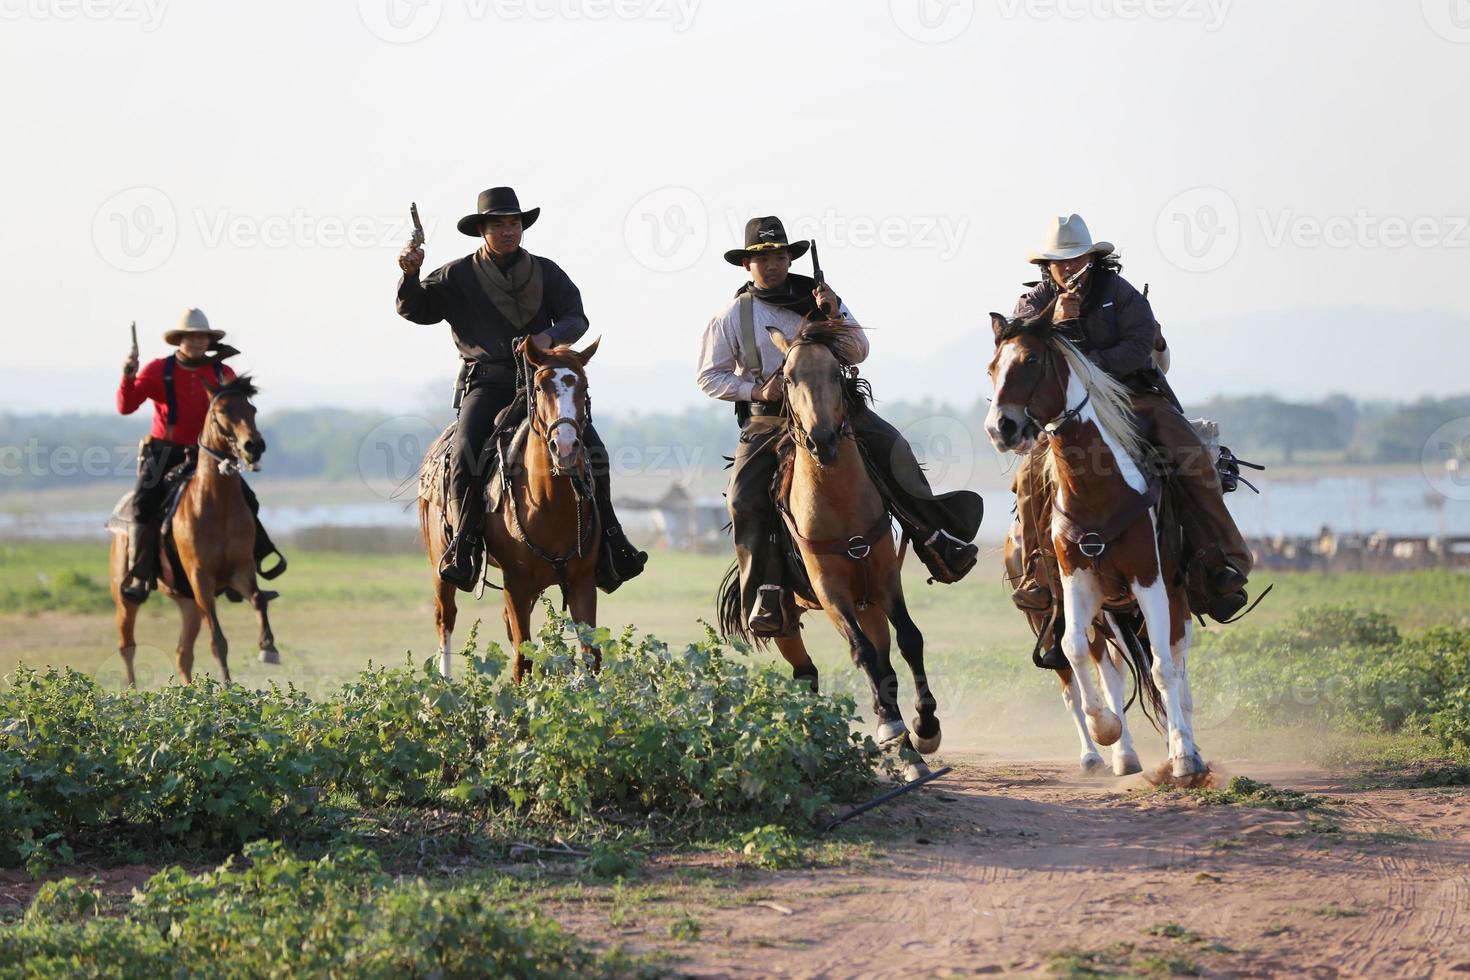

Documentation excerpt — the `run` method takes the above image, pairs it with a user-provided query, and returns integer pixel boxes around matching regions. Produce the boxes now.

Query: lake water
[1,470,1462,543]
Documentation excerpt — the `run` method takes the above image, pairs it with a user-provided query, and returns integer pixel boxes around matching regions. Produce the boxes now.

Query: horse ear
[573,336,601,365]
[765,326,790,355]
[521,335,547,366]
[989,313,1009,343]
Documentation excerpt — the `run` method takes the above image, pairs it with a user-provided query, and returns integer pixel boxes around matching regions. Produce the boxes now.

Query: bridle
[780,345,856,463]
[199,389,257,476]
[1007,339,1092,438]
[528,371,589,478]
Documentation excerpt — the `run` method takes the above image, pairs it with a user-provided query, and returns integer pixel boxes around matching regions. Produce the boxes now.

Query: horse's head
[523,335,599,476]
[984,311,1071,455]
[201,375,265,470]
[768,320,869,467]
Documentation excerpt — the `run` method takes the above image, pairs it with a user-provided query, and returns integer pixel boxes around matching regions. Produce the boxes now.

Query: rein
[199,389,256,476]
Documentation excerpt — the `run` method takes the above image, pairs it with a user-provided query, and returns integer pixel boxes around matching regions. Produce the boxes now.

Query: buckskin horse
[985,311,1204,779]
[108,376,280,686]
[419,338,601,682]
[719,321,940,779]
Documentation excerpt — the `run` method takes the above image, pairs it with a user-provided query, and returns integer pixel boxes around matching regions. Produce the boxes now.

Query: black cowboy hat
[723,216,810,266]
[456,186,541,237]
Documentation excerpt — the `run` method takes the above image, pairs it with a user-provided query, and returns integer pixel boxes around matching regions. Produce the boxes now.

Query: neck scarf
[736,272,820,317]
[472,246,544,329]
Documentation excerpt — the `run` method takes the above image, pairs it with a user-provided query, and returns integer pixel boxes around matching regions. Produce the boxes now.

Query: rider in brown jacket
[1007,215,1252,624]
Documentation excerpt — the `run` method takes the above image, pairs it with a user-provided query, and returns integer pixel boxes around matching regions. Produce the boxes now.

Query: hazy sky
[1,0,1463,414]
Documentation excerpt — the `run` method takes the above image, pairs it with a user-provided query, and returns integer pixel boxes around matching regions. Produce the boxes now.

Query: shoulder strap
[737,292,763,383]
[163,356,177,431]
[214,363,224,384]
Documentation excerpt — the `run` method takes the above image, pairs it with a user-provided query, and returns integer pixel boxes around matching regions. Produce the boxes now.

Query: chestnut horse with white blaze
[720,321,940,777]
[109,376,279,685]
[986,312,1202,779]
[420,338,601,682]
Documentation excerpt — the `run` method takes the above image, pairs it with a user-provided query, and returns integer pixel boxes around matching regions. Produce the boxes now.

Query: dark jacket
[1013,269,1157,379]
[396,250,589,368]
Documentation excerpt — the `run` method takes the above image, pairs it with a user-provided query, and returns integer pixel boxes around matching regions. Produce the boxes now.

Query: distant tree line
[2,393,1464,491]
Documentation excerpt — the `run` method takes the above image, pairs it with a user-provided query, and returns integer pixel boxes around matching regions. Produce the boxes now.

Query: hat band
[745,241,790,252]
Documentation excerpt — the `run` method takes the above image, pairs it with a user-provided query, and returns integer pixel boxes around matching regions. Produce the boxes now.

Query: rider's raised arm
[117,357,163,415]
[540,258,590,346]
[696,309,754,403]
[1090,279,1156,377]
[395,264,450,325]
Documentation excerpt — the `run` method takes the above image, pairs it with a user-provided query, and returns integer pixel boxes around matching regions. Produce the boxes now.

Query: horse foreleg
[1058,667,1106,773]
[566,574,599,672]
[1058,568,1119,746]
[773,628,818,693]
[249,587,280,666]
[172,595,202,684]
[1130,571,1203,777]
[435,577,458,679]
[1096,627,1142,776]
[190,578,230,684]
[503,583,537,684]
[828,604,903,747]
[886,593,939,755]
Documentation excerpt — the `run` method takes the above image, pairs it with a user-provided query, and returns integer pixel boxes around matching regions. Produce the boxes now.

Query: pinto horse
[720,321,940,776]
[420,338,601,683]
[985,313,1204,779]
[109,376,280,685]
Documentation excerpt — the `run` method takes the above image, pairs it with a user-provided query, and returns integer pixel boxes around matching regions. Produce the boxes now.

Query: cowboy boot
[438,497,484,593]
[120,522,158,605]
[914,530,979,584]
[593,474,648,593]
[748,584,787,637]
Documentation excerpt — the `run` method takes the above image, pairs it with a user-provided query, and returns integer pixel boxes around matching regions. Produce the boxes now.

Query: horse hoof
[903,761,932,783]
[909,716,941,755]
[1080,753,1106,775]
[258,647,280,665]
[1086,710,1122,747]
[1172,751,1207,778]
[876,719,909,745]
[1113,751,1143,777]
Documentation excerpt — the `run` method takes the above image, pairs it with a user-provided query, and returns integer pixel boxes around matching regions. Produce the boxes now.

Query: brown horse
[720,321,940,777]
[420,338,601,682]
[109,376,279,686]
[985,312,1202,778]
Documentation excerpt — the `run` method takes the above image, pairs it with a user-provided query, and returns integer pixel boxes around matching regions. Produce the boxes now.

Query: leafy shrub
[737,824,805,869]
[2,841,647,978]
[0,615,885,869]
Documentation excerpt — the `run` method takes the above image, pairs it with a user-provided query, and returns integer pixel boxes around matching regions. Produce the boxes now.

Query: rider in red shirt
[116,309,285,603]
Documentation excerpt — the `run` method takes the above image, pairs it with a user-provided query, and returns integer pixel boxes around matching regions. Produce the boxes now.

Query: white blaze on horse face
[549,368,581,461]
[1066,368,1147,495]
[985,343,1028,452]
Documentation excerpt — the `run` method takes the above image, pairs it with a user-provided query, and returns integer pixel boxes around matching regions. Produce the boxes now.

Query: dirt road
[615,756,1470,978]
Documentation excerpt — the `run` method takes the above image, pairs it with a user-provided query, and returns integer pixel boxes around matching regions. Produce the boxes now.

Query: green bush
[2,841,648,979]
[0,615,885,869]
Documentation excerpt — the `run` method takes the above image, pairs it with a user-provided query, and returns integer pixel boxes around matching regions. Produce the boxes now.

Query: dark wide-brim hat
[723,215,810,266]
[457,186,540,237]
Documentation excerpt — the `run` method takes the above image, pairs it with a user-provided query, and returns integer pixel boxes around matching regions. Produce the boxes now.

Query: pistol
[409,202,425,248]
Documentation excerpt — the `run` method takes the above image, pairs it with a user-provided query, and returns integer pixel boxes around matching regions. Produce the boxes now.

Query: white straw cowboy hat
[1027,214,1114,264]
[162,307,226,346]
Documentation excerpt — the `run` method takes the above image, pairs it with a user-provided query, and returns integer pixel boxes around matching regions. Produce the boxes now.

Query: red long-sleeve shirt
[117,356,236,444]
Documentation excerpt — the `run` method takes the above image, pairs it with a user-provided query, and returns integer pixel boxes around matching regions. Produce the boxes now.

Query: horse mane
[214,374,259,400]
[789,318,873,408]
[1000,313,1146,465]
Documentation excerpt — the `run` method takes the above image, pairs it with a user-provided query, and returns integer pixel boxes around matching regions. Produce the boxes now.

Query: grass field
[5,537,1470,764]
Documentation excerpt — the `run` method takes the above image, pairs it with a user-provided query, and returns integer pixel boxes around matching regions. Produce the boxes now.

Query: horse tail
[717,560,754,646]
[1109,612,1167,734]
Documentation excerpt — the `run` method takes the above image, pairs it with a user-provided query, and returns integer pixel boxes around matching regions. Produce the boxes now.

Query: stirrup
[748,584,787,637]
[917,530,977,584]
[257,550,287,580]
[438,533,482,593]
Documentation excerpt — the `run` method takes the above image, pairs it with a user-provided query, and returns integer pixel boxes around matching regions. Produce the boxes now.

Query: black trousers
[130,439,264,523]
[448,377,616,533]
